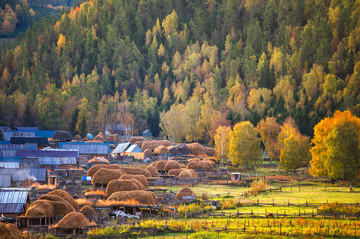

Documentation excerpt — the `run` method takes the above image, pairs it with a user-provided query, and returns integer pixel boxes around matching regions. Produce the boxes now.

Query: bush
[251,179,267,196]
[318,202,360,214]
[221,199,237,210]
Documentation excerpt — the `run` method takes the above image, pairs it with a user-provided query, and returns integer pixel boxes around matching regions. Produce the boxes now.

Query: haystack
[144,149,153,157]
[106,134,116,142]
[73,135,82,141]
[129,178,146,190]
[145,165,159,177]
[97,132,105,139]
[114,134,121,142]
[120,174,148,189]
[88,157,109,164]
[0,222,22,239]
[203,158,215,164]
[135,140,145,148]
[187,161,215,171]
[188,158,201,162]
[175,144,190,155]
[155,160,167,171]
[204,147,216,157]
[167,169,182,177]
[164,160,181,171]
[92,168,126,185]
[121,167,151,177]
[167,146,180,155]
[187,143,205,155]
[53,130,72,141]
[154,145,170,155]
[53,212,95,229]
[94,134,104,141]
[105,179,140,196]
[108,190,156,205]
[26,199,75,217]
[47,189,79,211]
[178,169,199,178]
[87,164,123,177]
[175,187,196,200]
[129,136,146,145]
[141,140,171,151]
[38,194,75,212]
[86,140,103,143]
[80,205,96,216]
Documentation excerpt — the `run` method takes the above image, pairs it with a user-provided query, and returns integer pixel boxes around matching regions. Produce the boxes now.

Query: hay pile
[144,149,153,157]
[167,169,183,177]
[175,144,190,155]
[121,167,151,177]
[188,158,201,163]
[167,146,180,155]
[129,178,146,190]
[154,145,170,155]
[135,140,145,148]
[0,222,22,239]
[204,147,216,157]
[108,190,156,205]
[145,165,159,177]
[175,187,196,200]
[120,175,148,189]
[203,158,215,164]
[86,140,103,143]
[141,140,171,151]
[187,161,215,171]
[187,143,205,155]
[154,160,167,171]
[88,157,109,164]
[129,136,146,144]
[94,134,104,141]
[73,135,82,141]
[106,179,140,196]
[53,212,95,229]
[164,160,181,171]
[114,134,121,142]
[92,168,126,185]
[178,169,199,178]
[80,205,96,216]
[106,134,116,142]
[26,189,79,217]
[87,164,123,177]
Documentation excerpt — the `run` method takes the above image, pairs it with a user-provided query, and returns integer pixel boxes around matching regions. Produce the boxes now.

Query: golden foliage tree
[214,126,232,164]
[256,117,281,160]
[310,110,360,180]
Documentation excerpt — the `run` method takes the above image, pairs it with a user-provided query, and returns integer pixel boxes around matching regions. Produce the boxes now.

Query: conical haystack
[154,145,170,155]
[120,174,148,189]
[105,179,139,196]
[167,146,180,155]
[145,165,159,177]
[73,135,82,141]
[155,160,167,171]
[175,144,190,155]
[47,189,79,211]
[144,149,152,157]
[178,169,199,178]
[175,187,196,200]
[53,212,95,229]
[204,147,216,157]
[108,190,156,205]
[121,167,151,177]
[0,222,22,239]
[80,205,96,216]
[92,168,126,185]
[187,143,205,155]
[129,136,146,144]
[141,140,171,151]
[164,160,181,171]
[87,164,123,177]
[167,169,183,177]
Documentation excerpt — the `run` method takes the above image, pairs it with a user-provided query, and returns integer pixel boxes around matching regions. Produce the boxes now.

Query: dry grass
[85,190,106,196]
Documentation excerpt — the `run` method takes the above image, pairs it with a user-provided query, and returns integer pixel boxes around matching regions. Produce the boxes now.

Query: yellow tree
[214,126,232,164]
[310,111,360,180]
[256,117,281,160]
[229,121,261,169]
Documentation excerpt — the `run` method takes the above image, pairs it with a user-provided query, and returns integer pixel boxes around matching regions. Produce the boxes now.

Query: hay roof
[105,179,140,196]
[167,169,182,177]
[87,164,123,177]
[121,167,151,177]
[73,135,82,141]
[47,189,79,211]
[187,143,205,155]
[120,174,148,189]
[175,187,196,200]
[145,165,159,177]
[88,157,109,164]
[0,222,22,239]
[144,149,153,157]
[53,212,95,229]
[141,140,171,151]
[129,136,146,145]
[92,168,126,185]
[108,190,156,205]
[155,160,167,171]
[80,205,96,216]
[175,144,190,155]
[154,145,170,155]
[178,169,198,178]
[167,146,180,155]
[164,160,181,171]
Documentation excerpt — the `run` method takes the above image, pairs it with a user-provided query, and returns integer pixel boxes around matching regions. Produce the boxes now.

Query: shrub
[318,202,360,214]
[251,179,267,195]
[221,199,237,210]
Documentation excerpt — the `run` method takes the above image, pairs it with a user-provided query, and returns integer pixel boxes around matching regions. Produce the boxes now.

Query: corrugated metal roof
[0,144,37,149]
[0,175,11,187]
[59,142,110,154]
[0,141,11,145]
[10,137,49,146]
[34,131,56,138]
[0,168,46,182]
[4,132,35,141]
[20,158,40,168]
[112,143,131,154]
[125,145,143,153]
[0,162,19,168]
[0,189,30,214]
[16,149,79,160]
[37,157,76,165]
[0,149,17,157]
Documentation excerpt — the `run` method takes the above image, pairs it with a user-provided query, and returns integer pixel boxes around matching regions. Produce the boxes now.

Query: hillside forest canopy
[0,0,360,145]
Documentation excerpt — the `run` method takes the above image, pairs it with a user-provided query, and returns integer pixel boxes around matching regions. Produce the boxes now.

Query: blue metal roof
[34,130,56,138]
[0,141,10,144]
[0,168,46,182]
[125,144,143,153]
[59,142,111,154]
[0,189,30,214]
